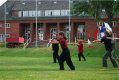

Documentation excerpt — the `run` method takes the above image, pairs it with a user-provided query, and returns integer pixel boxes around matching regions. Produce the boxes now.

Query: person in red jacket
[58,31,75,70]
[77,40,86,61]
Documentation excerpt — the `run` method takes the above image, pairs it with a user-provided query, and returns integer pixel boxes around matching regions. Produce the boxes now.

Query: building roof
[0,0,71,21]
[12,0,69,10]
[0,0,119,21]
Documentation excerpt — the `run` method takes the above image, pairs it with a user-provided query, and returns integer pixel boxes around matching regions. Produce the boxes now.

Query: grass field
[0,43,119,80]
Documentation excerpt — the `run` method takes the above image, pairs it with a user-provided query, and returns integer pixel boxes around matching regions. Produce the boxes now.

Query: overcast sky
[0,0,7,6]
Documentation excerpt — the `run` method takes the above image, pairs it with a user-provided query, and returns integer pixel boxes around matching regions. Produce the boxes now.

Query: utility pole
[69,0,71,43]
[4,3,7,48]
[35,0,38,48]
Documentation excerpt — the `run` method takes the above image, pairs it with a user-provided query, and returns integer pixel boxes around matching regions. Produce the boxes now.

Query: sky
[0,0,7,6]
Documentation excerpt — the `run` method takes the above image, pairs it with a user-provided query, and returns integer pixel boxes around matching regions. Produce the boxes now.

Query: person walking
[101,31,118,68]
[77,40,86,61]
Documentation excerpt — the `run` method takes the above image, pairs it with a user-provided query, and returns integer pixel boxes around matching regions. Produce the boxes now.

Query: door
[24,26,31,40]
[64,25,70,41]
[0,34,4,42]
[38,26,44,40]
[77,25,85,40]
[50,28,56,39]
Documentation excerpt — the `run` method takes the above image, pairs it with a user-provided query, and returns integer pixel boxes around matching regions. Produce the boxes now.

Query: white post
[69,0,71,43]
[4,3,6,48]
[35,0,38,48]
[75,37,77,44]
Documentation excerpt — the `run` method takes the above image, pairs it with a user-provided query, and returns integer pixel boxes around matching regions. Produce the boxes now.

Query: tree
[72,0,119,28]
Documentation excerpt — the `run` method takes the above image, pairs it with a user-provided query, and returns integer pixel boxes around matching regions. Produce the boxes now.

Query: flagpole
[4,3,6,48]
[69,0,71,43]
[35,0,38,48]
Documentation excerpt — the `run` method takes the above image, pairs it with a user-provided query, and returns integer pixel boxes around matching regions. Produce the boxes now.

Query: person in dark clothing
[51,35,59,63]
[77,40,86,61]
[101,31,118,68]
[58,31,75,70]
[111,40,119,63]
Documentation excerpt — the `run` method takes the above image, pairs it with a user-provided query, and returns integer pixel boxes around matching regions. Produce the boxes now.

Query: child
[77,40,86,61]
[58,31,75,70]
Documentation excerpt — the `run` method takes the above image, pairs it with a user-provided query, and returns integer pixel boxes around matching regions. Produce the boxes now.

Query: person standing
[77,40,86,61]
[101,31,118,68]
[51,35,59,63]
[58,31,75,70]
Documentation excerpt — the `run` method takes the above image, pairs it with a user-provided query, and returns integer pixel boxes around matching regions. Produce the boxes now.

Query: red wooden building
[0,0,119,47]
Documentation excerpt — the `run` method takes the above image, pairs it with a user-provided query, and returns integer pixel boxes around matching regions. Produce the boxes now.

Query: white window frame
[61,10,69,16]
[45,10,53,16]
[38,25,44,40]
[32,11,36,17]
[52,10,60,16]
[37,11,42,17]
[5,23,10,28]
[0,34,4,42]
[23,11,29,17]
[18,11,22,17]
[112,21,117,27]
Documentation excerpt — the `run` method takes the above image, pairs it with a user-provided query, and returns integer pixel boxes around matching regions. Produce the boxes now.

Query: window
[18,11,22,17]
[23,11,29,17]
[0,34,4,42]
[37,11,42,16]
[77,25,85,40]
[64,25,70,41]
[61,10,69,16]
[45,10,53,16]
[38,25,44,40]
[32,11,36,17]
[52,10,60,16]
[50,28,57,39]
[112,21,117,27]
[28,11,36,17]
[5,23,10,28]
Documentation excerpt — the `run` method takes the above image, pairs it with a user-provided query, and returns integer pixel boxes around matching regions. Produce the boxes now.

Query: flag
[104,22,112,32]
[93,27,99,39]
[100,23,106,37]
[99,22,112,38]
[88,39,94,48]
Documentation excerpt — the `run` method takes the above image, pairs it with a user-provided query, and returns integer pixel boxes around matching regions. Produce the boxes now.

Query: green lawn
[0,43,119,80]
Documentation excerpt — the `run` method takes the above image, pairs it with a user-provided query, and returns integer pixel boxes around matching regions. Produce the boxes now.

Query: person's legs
[109,51,118,68]
[53,51,56,63]
[78,53,81,61]
[58,52,65,70]
[81,54,86,61]
[102,51,110,67]
[112,50,119,63]
[55,49,59,62]
[65,49,75,70]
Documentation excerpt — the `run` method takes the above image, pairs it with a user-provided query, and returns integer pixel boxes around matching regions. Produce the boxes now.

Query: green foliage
[72,0,119,26]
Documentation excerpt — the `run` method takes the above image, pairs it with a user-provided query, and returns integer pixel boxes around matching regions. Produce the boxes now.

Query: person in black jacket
[101,31,118,68]
[51,35,59,63]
